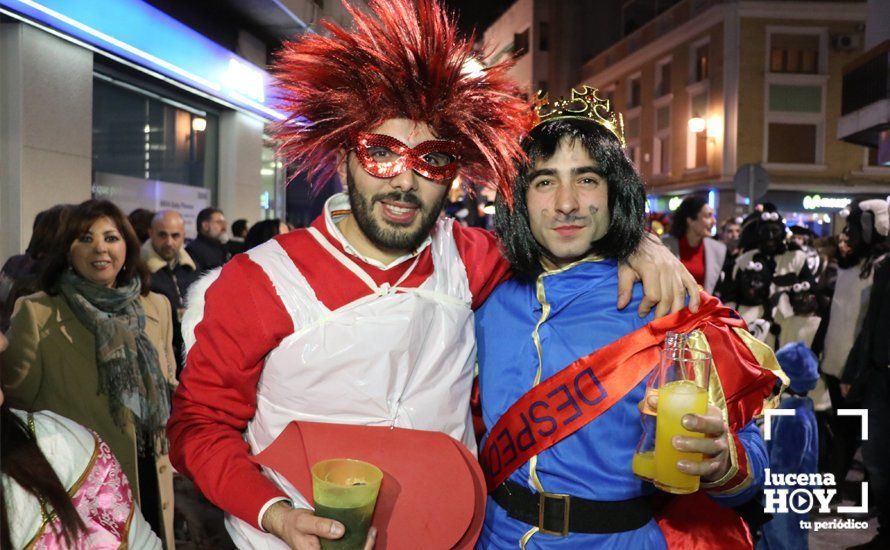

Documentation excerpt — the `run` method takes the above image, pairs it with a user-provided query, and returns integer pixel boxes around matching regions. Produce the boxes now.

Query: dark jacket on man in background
[226,237,247,257]
[142,240,199,376]
[0,254,43,332]
[186,234,229,272]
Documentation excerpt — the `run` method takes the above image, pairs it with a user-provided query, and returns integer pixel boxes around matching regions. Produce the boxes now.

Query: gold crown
[533,86,625,146]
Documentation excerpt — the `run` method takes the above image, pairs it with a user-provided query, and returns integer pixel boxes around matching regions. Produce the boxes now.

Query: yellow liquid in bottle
[654,380,708,494]
[632,451,656,481]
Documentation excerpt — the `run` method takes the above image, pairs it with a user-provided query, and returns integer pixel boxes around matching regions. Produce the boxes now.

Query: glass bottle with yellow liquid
[633,331,684,483]
[652,343,711,494]
[632,397,657,481]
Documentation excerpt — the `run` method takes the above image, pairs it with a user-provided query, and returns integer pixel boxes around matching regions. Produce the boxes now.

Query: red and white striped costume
[167,194,510,547]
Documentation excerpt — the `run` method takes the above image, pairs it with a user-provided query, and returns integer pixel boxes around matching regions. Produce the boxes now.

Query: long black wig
[494,118,647,276]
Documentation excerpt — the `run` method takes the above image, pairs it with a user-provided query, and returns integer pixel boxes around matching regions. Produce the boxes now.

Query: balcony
[581,0,724,82]
[838,40,890,155]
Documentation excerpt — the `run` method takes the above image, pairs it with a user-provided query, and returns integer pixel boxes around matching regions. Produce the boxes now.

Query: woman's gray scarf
[57,270,170,454]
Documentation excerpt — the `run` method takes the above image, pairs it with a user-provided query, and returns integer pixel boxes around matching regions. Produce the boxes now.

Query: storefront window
[93,77,218,190]
[261,138,286,220]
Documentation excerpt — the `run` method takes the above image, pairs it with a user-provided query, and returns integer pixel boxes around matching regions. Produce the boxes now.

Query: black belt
[491,480,653,536]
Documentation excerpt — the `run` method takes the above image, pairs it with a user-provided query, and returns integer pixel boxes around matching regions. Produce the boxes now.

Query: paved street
[809,463,879,549]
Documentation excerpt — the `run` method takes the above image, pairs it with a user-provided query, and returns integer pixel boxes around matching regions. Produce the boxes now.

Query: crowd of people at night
[660,194,889,549]
[0,1,887,549]
[0,201,296,548]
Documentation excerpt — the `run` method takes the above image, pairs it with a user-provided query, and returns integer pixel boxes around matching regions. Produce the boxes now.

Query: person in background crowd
[724,204,819,350]
[444,184,484,228]
[1,334,163,549]
[128,208,155,244]
[142,210,199,377]
[1,199,178,549]
[810,235,840,332]
[788,225,822,282]
[757,342,820,550]
[841,215,890,550]
[811,199,890,526]
[816,200,889,404]
[719,217,742,257]
[166,1,697,547]
[803,233,841,480]
[0,204,73,332]
[142,211,233,549]
[186,207,229,271]
[662,195,726,294]
[818,199,890,383]
[227,218,249,256]
[715,216,744,299]
[244,219,289,250]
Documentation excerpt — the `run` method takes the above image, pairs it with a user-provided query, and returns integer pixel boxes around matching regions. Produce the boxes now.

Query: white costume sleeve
[127,505,164,549]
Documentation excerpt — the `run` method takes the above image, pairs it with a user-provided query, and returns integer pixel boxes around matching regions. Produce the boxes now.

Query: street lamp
[192,117,207,132]
[707,115,721,137]
[688,115,706,133]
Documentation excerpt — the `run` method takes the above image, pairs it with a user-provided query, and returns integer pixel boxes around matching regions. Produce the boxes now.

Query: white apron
[226,219,477,548]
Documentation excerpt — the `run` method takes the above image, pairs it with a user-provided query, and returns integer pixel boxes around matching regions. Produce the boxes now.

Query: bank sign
[0,0,285,121]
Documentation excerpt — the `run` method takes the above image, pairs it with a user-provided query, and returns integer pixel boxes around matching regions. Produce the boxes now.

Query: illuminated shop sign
[0,0,285,121]
[664,190,715,212]
[802,195,852,210]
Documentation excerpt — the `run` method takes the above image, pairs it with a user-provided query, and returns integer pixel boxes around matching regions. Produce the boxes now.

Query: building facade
[482,0,621,97]
[0,0,363,261]
[579,0,890,233]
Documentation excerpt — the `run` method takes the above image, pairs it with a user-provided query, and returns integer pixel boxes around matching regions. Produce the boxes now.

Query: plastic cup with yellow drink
[652,343,711,494]
[311,459,383,549]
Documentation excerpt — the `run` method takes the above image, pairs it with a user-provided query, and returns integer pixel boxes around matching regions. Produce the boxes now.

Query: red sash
[480,293,754,491]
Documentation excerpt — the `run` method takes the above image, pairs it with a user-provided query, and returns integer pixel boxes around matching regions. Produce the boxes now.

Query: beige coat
[1,290,177,549]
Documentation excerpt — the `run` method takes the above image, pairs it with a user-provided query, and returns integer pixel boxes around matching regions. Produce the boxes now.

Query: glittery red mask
[353,133,461,182]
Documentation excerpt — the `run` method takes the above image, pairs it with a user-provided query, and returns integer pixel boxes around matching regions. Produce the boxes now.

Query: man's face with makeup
[337,118,452,254]
[526,138,611,269]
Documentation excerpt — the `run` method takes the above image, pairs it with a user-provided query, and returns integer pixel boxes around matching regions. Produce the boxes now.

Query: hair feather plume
[271,0,533,204]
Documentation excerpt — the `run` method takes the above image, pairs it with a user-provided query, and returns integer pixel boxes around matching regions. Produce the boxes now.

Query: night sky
[442,0,515,37]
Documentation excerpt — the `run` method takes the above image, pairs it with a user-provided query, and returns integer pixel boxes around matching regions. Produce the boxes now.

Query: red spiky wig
[271,0,534,205]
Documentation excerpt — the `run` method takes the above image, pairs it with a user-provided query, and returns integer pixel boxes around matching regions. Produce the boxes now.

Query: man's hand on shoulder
[619,232,700,318]
[262,501,376,550]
